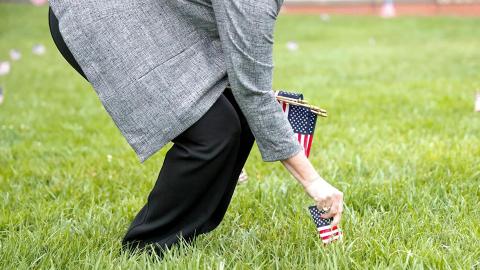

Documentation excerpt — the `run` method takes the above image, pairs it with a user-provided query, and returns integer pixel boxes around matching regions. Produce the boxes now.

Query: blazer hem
[135,79,230,163]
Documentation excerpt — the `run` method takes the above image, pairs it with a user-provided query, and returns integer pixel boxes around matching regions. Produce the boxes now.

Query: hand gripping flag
[273,90,339,243]
[275,90,318,158]
[308,206,342,244]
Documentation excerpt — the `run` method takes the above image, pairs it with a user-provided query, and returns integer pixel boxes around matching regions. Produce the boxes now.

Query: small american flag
[275,90,318,157]
[308,205,342,244]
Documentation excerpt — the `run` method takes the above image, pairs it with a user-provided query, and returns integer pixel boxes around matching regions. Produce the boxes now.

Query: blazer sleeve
[211,0,303,162]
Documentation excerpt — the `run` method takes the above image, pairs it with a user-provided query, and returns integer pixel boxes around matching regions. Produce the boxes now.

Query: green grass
[1,4,479,269]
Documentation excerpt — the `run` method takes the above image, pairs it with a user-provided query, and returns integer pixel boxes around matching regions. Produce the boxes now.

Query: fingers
[331,211,342,227]
[320,193,343,227]
[320,201,337,219]
[308,182,344,227]
[314,194,332,210]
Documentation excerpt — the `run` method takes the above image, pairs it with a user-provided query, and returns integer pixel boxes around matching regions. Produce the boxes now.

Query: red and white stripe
[318,225,342,244]
[297,132,313,158]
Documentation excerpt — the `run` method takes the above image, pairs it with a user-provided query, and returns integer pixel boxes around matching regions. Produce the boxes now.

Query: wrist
[301,175,322,189]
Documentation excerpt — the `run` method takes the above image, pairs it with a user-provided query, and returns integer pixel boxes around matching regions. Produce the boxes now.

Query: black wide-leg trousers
[48,6,255,255]
[122,88,255,253]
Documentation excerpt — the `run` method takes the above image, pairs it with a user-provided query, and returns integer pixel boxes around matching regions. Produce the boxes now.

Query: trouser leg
[197,88,255,234]
[122,88,255,254]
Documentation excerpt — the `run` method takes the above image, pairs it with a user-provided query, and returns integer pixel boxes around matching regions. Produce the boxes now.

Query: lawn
[1,4,479,269]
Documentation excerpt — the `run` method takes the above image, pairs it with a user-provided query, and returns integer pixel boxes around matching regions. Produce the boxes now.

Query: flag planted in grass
[308,205,342,244]
[275,90,318,157]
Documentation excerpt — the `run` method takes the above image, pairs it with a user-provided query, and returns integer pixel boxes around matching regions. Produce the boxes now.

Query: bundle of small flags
[274,90,327,158]
[308,206,342,244]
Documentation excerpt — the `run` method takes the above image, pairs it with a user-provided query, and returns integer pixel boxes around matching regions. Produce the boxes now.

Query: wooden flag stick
[276,95,311,105]
[275,96,327,113]
[225,85,328,117]
[287,101,328,117]
[275,96,328,117]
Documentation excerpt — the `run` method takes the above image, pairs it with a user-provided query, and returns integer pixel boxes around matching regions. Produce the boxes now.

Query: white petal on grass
[10,49,22,61]
[107,154,112,162]
[32,44,46,55]
[286,41,299,52]
[0,61,11,76]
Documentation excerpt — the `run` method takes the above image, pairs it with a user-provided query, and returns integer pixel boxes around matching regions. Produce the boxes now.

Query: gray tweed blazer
[48,0,303,163]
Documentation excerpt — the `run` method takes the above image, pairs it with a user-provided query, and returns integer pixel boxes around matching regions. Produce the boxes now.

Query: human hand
[303,176,343,227]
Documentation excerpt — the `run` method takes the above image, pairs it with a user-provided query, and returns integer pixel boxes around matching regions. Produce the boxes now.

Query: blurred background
[284,0,480,16]
[0,0,479,269]
[3,0,480,15]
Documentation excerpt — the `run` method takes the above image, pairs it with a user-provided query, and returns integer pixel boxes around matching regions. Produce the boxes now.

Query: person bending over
[47,0,344,255]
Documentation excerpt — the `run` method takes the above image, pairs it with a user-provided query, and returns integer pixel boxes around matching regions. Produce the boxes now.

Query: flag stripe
[308,205,341,245]
[303,134,308,156]
[306,134,314,157]
[318,225,338,231]
[319,229,340,238]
